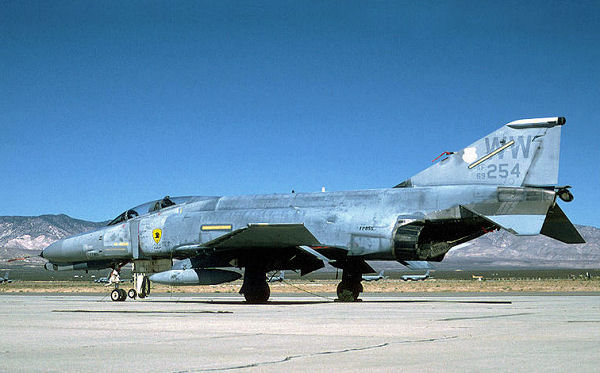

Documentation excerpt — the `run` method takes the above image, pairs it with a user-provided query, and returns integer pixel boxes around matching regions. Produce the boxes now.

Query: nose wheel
[108,277,150,302]
[110,288,127,302]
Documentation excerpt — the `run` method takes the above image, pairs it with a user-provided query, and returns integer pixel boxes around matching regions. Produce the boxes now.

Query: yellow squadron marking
[153,228,162,244]
[201,224,232,231]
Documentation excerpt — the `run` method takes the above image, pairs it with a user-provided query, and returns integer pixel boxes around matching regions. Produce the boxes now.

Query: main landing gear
[336,261,365,302]
[240,266,270,303]
[336,281,363,302]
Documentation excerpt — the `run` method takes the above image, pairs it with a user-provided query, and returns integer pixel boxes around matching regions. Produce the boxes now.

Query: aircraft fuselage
[41,184,554,269]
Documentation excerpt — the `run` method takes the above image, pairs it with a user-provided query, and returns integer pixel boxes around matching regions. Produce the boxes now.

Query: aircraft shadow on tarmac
[142,298,511,305]
[146,299,332,305]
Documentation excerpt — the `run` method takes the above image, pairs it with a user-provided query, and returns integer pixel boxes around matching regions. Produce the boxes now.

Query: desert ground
[2,277,599,296]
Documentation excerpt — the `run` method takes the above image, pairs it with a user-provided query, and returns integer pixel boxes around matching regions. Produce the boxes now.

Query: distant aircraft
[94,276,109,284]
[267,270,286,282]
[0,272,12,284]
[401,270,430,281]
[362,270,387,281]
[40,117,584,303]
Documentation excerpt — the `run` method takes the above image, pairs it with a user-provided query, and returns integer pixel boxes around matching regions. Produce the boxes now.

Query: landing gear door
[129,221,140,259]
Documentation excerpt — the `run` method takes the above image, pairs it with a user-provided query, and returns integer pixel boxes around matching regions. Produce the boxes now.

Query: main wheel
[128,289,137,299]
[110,289,121,302]
[336,282,361,301]
[118,288,127,301]
[243,282,270,303]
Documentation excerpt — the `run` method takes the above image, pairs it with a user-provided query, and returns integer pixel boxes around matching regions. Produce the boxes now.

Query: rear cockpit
[148,196,176,213]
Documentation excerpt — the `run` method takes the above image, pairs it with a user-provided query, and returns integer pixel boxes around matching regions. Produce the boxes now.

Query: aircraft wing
[173,223,324,258]
[205,223,321,249]
[173,223,371,275]
[174,224,321,254]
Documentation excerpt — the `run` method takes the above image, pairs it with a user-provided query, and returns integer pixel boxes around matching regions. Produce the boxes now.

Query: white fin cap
[506,116,566,129]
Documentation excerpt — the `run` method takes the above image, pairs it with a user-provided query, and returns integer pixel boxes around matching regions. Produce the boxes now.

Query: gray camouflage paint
[41,117,581,279]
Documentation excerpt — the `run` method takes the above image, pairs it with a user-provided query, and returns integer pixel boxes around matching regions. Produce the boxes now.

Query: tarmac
[1,293,599,372]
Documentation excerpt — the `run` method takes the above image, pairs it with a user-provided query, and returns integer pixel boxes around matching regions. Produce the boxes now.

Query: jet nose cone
[41,240,62,262]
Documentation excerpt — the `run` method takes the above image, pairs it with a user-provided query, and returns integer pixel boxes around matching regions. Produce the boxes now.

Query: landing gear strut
[240,266,270,303]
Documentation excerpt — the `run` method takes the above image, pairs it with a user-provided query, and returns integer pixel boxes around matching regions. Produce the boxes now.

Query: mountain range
[0,215,105,265]
[0,214,598,268]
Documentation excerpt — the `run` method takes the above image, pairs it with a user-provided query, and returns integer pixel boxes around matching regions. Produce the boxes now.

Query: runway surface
[1,293,599,372]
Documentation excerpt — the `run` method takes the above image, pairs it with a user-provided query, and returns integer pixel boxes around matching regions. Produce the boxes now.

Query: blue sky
[1,1,599,225]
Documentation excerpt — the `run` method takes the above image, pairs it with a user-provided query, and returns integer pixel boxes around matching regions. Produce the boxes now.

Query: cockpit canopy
[148,195,176,213]
[106,196,197,226]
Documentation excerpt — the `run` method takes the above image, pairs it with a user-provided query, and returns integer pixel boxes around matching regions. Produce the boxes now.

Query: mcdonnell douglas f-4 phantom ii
[40,116,584,302]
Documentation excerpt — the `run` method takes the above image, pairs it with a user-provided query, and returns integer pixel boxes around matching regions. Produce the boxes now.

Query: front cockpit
[107,209,139,226]
[106,196,197,226]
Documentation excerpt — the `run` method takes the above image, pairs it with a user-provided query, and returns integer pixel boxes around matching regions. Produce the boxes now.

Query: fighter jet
[94,276,109,284]
[401,270,430,281]
[362,270,387,281]
[40,116,584,303]
[0,272,12,284]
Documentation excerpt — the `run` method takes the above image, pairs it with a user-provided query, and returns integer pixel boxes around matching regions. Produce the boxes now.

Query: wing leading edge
[208,223,321,249]
[174,223,321,254]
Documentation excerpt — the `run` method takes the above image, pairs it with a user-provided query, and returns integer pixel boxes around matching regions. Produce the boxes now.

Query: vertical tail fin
[395,117,584,241]
[398,117,565,187]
